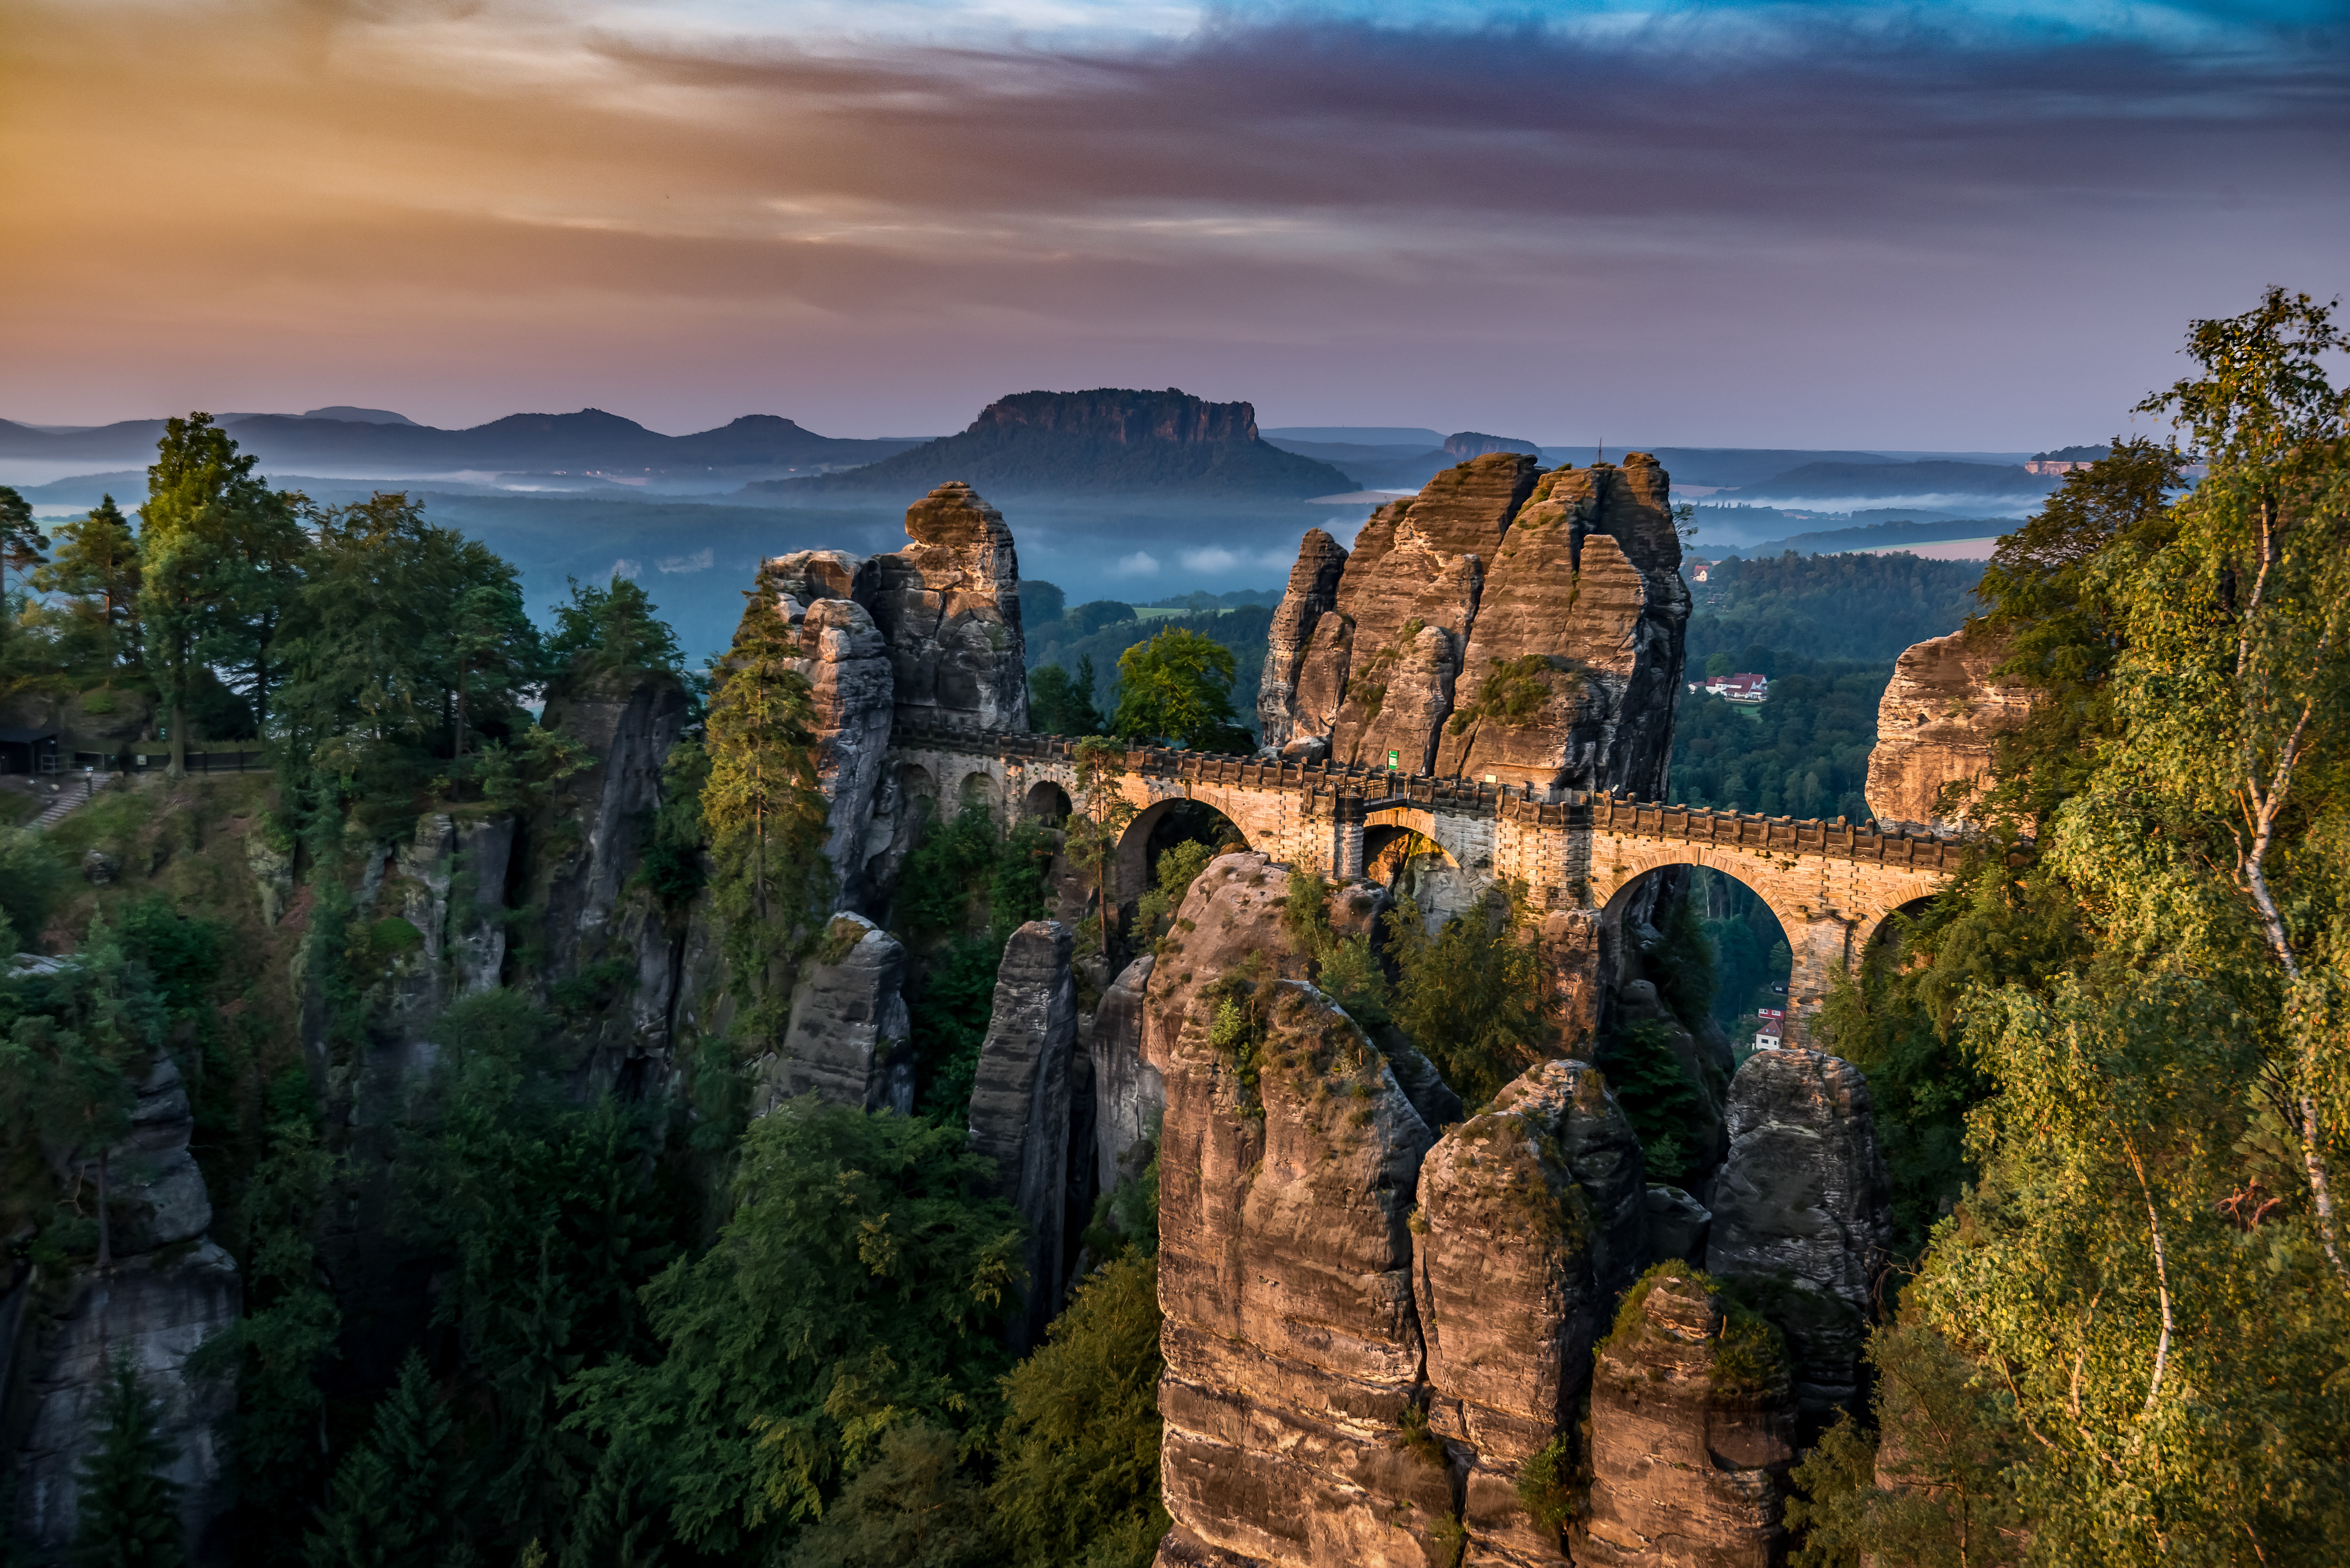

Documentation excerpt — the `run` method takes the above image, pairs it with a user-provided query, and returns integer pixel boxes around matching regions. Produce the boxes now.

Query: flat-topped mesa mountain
[0,408,917,477]
[1258,450,1689,795]
[747,388,1354,501]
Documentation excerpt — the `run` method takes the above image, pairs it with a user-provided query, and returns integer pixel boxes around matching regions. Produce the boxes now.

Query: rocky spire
[866,481,1030,733]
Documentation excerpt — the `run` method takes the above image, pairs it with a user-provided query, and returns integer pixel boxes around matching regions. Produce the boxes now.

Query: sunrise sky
[4,1,2346,447]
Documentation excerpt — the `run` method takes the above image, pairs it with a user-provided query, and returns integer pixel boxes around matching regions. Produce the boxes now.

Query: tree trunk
[168,700,187,777]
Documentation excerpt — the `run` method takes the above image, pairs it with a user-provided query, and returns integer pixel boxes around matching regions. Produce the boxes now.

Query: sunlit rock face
[1263,452,1687,796]
[1573,1269,1798,1568]
[1414,1058,1648,1566]
[1864,625,2036,835]
[1148,856,1451,1568]
[1257,528,1349,755]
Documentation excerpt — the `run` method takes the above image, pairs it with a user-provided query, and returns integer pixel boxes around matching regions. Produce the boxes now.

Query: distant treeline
[1687,551,1981,666]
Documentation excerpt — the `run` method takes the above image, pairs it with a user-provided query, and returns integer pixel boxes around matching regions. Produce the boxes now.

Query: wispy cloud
[4,2,2345,443]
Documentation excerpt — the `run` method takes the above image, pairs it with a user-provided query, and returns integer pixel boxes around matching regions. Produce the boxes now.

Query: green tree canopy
[563,1099,1024,1562]
[70,1356,185,1568]
[547,574,684,687]
[34,495,143,673]
[137,414,307,766]
[1110,627,1250,753]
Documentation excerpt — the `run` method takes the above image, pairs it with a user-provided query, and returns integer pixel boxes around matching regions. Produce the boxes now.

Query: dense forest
[4,289,2347,1566]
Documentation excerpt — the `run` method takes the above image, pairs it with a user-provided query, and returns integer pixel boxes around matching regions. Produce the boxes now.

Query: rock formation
[1573,1266,1797,1567]
[766,551,897,910]
[9,1054,238,1557]
[1645,1185,1712,1265]
[866,482,1029,735]
[1704,1048,1893,1423]
[9,1244,242,1558]
[1864,626,2035,834]
[1090,954,1164,1194]
[529,668,691,1077]
[1412,1059,1647,1565]
[967,920,1078,1348]
[1155,975,1446,1568]
[1256,529,1348,754]
[1148,853,1455,1568]
[756,914,914,1115]
[1263,452,1688,796]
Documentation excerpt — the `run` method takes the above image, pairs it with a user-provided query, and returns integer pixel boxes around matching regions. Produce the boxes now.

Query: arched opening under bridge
[1115,797,1249,911]
[1361,823,1484,934]
[1022,780,1072,827]
[1598,863,1793,1052]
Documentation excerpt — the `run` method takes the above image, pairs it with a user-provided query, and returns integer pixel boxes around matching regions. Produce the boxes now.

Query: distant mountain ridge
[0,408,918,478]
[750,388,1354,499]
[1733,460,2047,500]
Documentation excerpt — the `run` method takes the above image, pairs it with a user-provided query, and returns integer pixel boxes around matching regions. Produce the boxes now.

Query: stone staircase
[30,772,110,831]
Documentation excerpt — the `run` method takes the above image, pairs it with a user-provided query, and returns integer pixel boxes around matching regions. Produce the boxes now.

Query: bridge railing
[888,719,1969,870]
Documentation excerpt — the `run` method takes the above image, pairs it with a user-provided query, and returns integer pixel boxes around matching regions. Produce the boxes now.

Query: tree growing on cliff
[1028,657,1104,737]
[702,562,832,1046]
[1063,736,1138,961]
[70,1355,185,1568]
[1385,884,1543,1105]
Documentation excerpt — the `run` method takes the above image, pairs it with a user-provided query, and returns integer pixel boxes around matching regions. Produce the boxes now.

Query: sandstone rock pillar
[1703,1048,1893,1424]
[967,919,1078,1348]
[1412,1059,1647,1566]
[867,482,1029,734]
[759,914,914,1115]
[1090,954,1163,1194]
[1864,626,2035,836]
[1572,1267,1797,1567]
[1258,529,1348,753]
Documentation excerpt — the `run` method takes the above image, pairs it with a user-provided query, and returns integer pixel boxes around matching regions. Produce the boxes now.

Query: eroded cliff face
[755,913,914,1116]
[1864,627,2035,835]
[1265,453,1688,795]
[968,920,1079,1350]
[1147,854,1679,1568]
[866,482,1029,735]
[9,1059,239,1559]
[1704,1048,1893,1425]
[1573,1270,1797,1568]
[1414,1059,1647,1566]
[529,670,691,1081]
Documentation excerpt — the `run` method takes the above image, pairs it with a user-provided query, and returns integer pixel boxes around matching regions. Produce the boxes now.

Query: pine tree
[34,495,144,670]
[308,1353,456,1568]
[702,562,831,1044]
[70,1355,186,1568]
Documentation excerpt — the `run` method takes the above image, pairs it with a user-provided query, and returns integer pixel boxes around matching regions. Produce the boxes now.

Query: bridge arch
[1116,796,1251,905]
[1586,840,1936,1045]
[1022,780,1073,826]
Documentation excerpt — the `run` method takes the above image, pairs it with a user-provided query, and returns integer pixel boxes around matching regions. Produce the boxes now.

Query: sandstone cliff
[1414,1059,1647,1565]
[756,913,914,1115]
[1704,1048,1893,1424]
[1864,626,2035,835]
[968,920,1079,1349]
[1264,453,1688,795]
[866,482,1029,735]
[1573,1266,1797,1567]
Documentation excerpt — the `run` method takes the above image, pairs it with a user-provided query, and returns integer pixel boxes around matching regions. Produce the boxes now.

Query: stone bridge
[888,719,1963,1044]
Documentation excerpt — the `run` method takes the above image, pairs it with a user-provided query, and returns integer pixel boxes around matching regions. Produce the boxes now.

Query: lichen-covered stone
[758,913,913,1115]
[968,919,1077,1348]
[1703,1048,1893,1421]
[1864,627,2036,834]
[1573,1269,1797,1568]
[866,482,1029,734]
[1413,1059,1647,1565]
